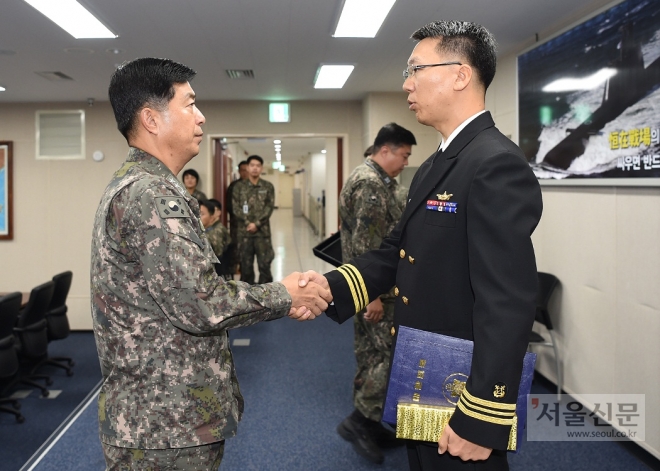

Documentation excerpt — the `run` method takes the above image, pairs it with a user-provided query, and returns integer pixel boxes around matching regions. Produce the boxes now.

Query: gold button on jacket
[402,296,409,305]
[394,286,399,296]
[390,327,395,336]
[408,256,415,264]
[399,249,405,258]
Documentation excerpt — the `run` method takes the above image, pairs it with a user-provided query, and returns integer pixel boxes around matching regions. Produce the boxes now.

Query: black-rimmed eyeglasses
[403,62,462,79]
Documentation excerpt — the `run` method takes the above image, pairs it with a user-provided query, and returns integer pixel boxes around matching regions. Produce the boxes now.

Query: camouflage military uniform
[205,220,231,258]
[104,442,224,470]
[191,188,207,201]
[90,148,292,457]
[339,157,406,421]
[231,178,275,284]
[226,178,243,273]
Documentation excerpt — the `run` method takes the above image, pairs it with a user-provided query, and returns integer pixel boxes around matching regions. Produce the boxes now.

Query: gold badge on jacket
[437,191,453,201]
[493,382,507,398]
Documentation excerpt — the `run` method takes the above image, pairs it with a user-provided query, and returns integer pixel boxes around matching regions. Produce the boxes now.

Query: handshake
[280,271,332,321]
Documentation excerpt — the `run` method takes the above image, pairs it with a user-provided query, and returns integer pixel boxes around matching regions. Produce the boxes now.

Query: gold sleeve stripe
[462,389,517,411]
[456,401,516,426]
[458,396,516,417]
[342,264,369,307]
[338,265,364,309]
[337,266,361,312]
[337,265,367,312]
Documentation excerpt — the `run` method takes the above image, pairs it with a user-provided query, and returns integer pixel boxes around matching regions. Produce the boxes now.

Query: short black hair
[182,169,200,184]
[238,160,248,168]
[247,155,263,165]
[363,145,375,158]
[199,199,218,215]
[373,123,417,151]
[108,58,197,141]
[411,21,497,90]
[208,198,222,211]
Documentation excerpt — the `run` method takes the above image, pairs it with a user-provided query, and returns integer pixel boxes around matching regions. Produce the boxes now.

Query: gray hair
[411,21,497,90]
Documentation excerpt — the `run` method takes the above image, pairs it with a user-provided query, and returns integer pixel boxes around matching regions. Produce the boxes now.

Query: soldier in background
[201,198,233,280]
[226,160,248,276]
[336,123,417,464]
[92,58,330,470]
[199,199,231,258]
[181,168,207,201]
[231,155,275,284]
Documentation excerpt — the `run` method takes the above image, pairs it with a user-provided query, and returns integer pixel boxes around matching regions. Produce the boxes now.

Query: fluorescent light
[334,0,396,38]
[0,86,5,92]
[276,153,282,161]
[542,68,617,93]
[314,65,354,89]
[23,0,117,39]
[273,139,281,144]
[321,149,327,154]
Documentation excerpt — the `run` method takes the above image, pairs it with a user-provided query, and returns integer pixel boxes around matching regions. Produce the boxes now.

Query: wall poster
[518,0,660,184]
[0,141,12,240]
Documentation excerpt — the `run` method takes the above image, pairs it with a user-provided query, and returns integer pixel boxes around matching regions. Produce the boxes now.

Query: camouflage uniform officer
[182,168,207,201]
[336,123,417,465]
[92,58,329,470]
[226,161,248,274]
[199,199,231,259]
[232,155,275,284]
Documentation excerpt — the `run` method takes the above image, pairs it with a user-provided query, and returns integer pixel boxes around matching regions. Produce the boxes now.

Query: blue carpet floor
[0,332,102,471]
[17,320,659,471]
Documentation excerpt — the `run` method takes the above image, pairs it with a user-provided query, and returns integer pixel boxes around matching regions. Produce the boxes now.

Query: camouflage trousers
[238,235,274,284]
[352,300,394,422]
[102,441,224,471]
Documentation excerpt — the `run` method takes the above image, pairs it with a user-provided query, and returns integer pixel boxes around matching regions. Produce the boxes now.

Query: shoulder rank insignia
[156,196,191,218]
[493,382,507,398]
[437,191,453,201]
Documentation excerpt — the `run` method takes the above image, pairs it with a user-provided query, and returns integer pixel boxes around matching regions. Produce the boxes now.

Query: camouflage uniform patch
[231,178,275,284]
[339,157,407,421]
[90,148,292,450]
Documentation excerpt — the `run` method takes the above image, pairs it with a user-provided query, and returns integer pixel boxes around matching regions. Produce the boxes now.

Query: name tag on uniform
[156,196,191,218]
[243,203,249,214]
[426,200,458,213]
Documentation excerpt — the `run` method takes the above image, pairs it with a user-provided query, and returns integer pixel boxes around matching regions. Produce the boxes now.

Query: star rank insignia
[437,191,453,201]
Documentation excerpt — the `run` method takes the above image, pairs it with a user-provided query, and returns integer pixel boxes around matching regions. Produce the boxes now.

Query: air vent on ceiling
[226,69,255,79]
[36,71,74,82]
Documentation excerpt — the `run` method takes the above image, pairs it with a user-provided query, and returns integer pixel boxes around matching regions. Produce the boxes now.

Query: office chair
[0,292,25,423]
[14,281,55,398]
[44,271,74,376]
[529,271,561,400]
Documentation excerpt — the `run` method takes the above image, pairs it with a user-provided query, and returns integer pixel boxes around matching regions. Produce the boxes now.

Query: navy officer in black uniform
[301,21,542,470]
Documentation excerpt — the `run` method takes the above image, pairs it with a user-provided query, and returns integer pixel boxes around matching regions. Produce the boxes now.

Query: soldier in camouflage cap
[231,155,275,284]
[92,57,331,470]
[336,123,416,464]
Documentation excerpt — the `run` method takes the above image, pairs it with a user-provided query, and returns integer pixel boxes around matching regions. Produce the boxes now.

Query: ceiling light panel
[23,0,117,39]
[333,0,396,38]
[314,65,354,89]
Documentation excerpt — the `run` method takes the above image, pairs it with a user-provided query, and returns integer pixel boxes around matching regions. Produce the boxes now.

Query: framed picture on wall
[518,0,660,185]
[0,141,13,240]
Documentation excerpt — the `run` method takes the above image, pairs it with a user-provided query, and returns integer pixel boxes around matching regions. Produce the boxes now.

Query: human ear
[454,64,472,91]
[139,107,160,135]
